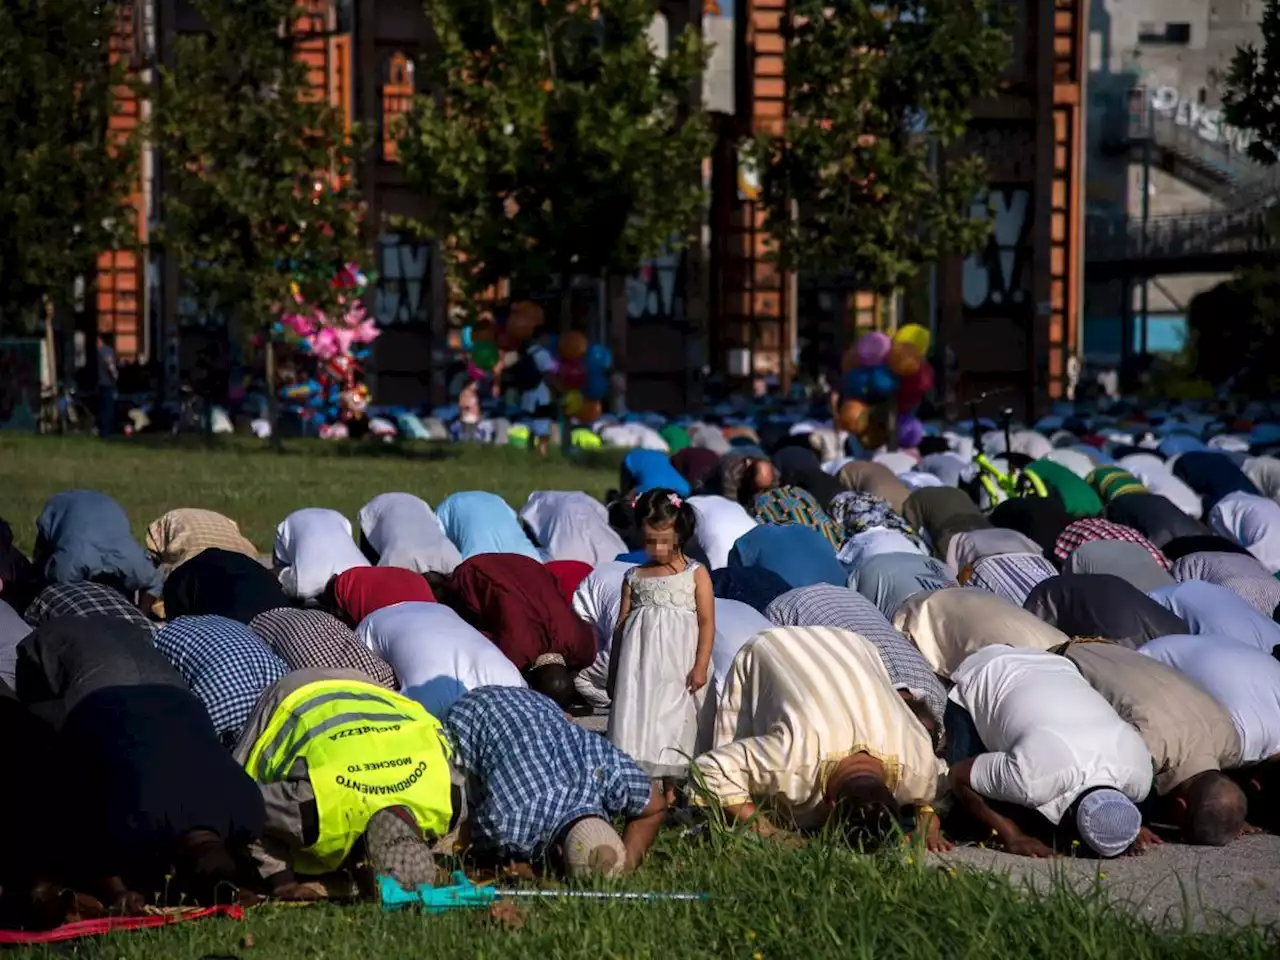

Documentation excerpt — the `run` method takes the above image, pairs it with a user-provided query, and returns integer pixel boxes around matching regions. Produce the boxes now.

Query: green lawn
[1,435,1277,958]
[0,434,624,554]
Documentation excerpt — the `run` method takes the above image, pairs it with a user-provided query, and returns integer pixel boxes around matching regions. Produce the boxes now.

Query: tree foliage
[1222,0,1280,166]
[750,0,1011,293]
[151,0,369,334]
[397,0,713,318]
[0,0,139,333]
[1186,274,1280,395]
[1212,0,1280,396]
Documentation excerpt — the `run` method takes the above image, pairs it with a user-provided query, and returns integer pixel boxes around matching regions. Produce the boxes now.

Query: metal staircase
[1088,87,1278,274]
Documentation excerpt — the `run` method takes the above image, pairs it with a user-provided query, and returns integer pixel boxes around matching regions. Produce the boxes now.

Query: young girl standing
[607,490,716,794]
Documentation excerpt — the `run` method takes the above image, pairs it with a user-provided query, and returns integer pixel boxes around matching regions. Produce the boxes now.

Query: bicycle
[967,396,1048,505]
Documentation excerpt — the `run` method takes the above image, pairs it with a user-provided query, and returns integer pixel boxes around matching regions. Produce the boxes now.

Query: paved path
[931,836,1280,929]
[573,713,1279,929]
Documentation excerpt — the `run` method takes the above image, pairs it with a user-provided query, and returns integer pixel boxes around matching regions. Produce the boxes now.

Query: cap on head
[1074,788,1141,858]
[528,656,575,709]
[562,817,626,878]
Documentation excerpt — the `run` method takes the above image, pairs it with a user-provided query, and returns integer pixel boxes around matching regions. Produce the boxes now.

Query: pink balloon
[856,331,892,367]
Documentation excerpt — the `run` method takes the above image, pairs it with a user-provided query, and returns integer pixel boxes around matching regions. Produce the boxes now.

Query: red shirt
[331,567,435,625]
[544,560,593,606]
[448,554,595,671]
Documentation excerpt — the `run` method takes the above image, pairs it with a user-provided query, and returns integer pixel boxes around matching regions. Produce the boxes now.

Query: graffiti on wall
[627,248,684,322]
[374,234,433,325]
[962,188,1033,313]
[1149,87,1256,155]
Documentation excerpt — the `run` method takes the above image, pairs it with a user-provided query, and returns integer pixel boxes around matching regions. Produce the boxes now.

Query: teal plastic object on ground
[380,872,497,913]
[379,872,711,912]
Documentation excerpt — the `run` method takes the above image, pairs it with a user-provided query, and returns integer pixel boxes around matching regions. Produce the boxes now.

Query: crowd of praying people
[4,414,1280,930]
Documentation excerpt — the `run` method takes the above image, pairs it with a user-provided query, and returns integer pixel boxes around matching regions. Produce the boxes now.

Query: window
[1137,22,1191,44]
[381,52,415,163]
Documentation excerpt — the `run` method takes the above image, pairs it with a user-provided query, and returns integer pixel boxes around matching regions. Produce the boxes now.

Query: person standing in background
[97,332,118,437]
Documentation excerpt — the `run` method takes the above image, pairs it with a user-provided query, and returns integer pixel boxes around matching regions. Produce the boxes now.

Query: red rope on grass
[0,903,244,944]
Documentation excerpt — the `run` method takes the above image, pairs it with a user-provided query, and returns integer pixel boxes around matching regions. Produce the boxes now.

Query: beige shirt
[1062,640,1241,795]
[146,508,260,618]
[894,586,1069,678]
[146,508,258,573]
[691,626,944,828]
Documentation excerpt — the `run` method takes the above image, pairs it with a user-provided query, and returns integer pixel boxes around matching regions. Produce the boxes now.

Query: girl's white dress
[607,562,713,778]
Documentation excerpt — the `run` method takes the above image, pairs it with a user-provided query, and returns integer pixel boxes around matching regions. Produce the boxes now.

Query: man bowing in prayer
[691,626,949,850]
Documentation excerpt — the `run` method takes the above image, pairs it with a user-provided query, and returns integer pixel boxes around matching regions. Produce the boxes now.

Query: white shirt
[1148,581,1280,655]
[1209,492,1280,573]
[710,599,772,701]
[687,495,758,570]
[898,471,945,491]
[520,491,627,566]
[570,560,637,699]
[358,493,462,575]
[599,423,670,451]
[274,508,369,600]
[1140,633,1280,764]
[951,645,1153,823]
[874,451,918,476]
[356,601,525,719]
[1117,455,1203,517]
[837,528,926,568]
[1043,448,1097,480]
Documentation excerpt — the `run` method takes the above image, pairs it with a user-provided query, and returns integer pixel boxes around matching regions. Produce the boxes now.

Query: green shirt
[1027,458,1104,518]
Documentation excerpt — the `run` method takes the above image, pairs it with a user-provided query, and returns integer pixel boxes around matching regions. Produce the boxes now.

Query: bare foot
[272,881,327,902]
[1003,837,1059,859]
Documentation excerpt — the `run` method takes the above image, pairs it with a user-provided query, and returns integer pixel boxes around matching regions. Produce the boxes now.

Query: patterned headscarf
[829,492,927,552]
[751,485,842,548]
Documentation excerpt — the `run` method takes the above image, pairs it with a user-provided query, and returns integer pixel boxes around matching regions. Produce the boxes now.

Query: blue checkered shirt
[445,686,652,860]
[153,614,287,747]
[764,584,948,727]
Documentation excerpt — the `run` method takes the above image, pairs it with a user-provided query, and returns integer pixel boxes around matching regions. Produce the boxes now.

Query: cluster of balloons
[461,300,614,423]
[838,323,935,449]
[275,263,379,428]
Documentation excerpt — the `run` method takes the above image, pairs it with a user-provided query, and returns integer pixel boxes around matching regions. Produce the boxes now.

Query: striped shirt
[763,585,947,726]
[1170,551,1280,618]
[692,627,944,828]
[1086,466,1146,503]
[962,553,1058,607]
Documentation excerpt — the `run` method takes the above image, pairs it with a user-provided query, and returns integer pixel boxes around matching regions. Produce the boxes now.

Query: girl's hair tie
[668,492,682,507]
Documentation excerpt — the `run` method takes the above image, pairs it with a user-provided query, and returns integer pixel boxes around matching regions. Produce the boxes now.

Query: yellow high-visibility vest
[244,678,454,875]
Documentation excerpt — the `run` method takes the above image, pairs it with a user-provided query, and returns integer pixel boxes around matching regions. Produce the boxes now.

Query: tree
[750,0,1011,294]
[151,0,369,437]
[1214,0,1280,397]
[396,0,713,323]
[0,0,139,335]
[1223,0,1280,166]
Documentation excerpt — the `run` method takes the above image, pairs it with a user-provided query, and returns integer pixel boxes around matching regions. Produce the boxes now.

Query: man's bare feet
[271,881,327,902]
